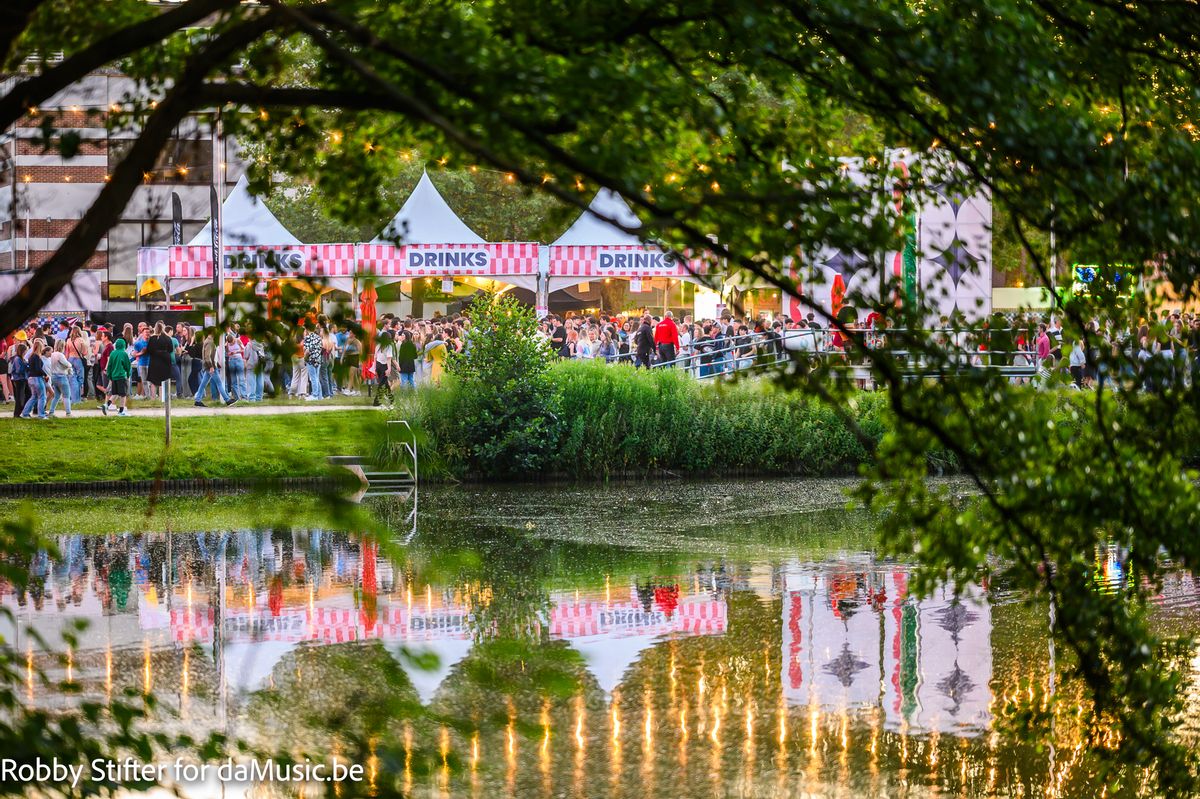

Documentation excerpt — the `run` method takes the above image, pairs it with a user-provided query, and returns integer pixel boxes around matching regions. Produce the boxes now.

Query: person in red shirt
[654,310,681,367]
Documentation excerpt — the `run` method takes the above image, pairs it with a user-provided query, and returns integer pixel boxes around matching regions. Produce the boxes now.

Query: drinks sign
[596,250,680,271]
[224,250,305,274]
[407,249,490,271]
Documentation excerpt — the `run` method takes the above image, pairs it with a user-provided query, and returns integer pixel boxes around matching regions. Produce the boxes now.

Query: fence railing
[576,329,1041,380]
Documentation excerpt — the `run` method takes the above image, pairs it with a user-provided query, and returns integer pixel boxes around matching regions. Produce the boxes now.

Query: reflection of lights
[26,647,34,702]
[143,640,152,694]
[571,694,584,751]
[105,646,112,700]
[605,575,611,604]
[182,647,190,716]
[66,646,73,683]
[403,723,413,797]
[471,732,479,770]
[611,700,621,743]
[426,584,433,615]
[643,690,654,754]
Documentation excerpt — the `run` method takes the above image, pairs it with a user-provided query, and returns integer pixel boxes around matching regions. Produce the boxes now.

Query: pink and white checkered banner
[548,245,710,279]
[167,244,357,280]
[166,605,472,644]
[548,599,727,638]
[359,242,539,277]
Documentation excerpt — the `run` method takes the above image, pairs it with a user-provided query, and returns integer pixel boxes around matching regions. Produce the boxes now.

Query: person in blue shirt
[131,329,150,398]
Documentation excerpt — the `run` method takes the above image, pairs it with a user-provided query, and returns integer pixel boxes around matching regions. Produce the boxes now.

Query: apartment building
[1,68,243,309]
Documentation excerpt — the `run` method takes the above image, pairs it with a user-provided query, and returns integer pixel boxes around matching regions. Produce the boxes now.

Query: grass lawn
[0,410,384,484]
[0,492,383,534]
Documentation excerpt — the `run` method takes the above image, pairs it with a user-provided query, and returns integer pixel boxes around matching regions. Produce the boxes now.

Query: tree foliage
[5,0,1200,792]
[439,294,560,477]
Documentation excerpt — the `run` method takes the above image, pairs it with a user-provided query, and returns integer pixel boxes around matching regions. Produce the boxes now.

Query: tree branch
[0,0,245,131]
[0,10,282,339]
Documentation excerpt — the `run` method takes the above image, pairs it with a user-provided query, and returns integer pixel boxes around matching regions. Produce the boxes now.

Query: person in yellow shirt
[424,327,448,385]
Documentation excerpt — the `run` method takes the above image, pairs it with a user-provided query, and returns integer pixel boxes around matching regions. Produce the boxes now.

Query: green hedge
[407,360,949,480]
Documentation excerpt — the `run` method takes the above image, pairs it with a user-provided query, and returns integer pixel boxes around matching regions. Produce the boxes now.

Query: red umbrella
[830,273,846,319]
[785,262,804,320]
[266,279,282,320]
[360,282,378,381]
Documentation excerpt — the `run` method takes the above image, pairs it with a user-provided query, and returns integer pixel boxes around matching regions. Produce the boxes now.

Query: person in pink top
[654,310,681,367]
[1036,323,1052,362]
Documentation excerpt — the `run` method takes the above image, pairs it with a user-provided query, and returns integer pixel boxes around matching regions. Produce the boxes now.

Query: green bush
[410,358,955,480]
[425,295,561,478]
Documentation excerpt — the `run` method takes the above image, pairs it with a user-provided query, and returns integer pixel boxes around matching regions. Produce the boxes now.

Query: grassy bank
[0,410,380,484]
[405,360,957,480]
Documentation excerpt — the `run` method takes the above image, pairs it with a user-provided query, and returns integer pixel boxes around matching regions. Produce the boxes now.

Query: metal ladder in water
[329,420,419,537]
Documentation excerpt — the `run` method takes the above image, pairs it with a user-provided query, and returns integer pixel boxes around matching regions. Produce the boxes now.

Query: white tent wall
[0,268,102,313]
[783,152,992,324]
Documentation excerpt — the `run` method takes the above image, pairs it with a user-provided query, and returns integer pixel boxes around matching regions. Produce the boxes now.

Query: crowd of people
[0,315,470,418]
[1,307,1194,418]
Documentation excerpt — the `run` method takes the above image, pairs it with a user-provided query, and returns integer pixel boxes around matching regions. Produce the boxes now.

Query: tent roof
[222,640,296,693]
[390,637,473,704]
[189,175,301,246]
[373,170,485,245]
[551,189,644,248]
[570,635,655,696]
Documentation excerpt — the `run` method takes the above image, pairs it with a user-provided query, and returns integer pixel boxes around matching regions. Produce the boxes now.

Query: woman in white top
[47,338,75,417]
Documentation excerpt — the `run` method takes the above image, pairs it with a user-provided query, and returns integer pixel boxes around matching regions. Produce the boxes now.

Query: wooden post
[164,379,171,446]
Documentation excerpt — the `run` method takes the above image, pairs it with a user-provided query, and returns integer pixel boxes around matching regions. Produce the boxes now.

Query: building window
[109,137,212,184]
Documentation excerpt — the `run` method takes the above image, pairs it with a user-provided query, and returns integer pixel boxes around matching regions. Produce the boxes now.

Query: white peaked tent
[221,640,297,694]
[570,635,655,697]
[390,638,474,704]
[550,188,643,249]
[546,189,704,293]
[373,171,484,245]
[189,175,300,246]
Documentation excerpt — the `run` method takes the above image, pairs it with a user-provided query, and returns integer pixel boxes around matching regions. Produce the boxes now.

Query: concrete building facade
[0,69,244,307]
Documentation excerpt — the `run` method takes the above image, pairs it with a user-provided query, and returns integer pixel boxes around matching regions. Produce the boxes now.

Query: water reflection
[1,495,1196,798]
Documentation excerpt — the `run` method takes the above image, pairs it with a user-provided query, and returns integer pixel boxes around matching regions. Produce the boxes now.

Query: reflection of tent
[189,175,300,246]
[570,635,655,696]
[374,171,485,245]
[389,637,473,704]
[222,640,297,693]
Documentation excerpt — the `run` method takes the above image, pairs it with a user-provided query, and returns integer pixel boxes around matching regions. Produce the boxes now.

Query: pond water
[3,480,1198,798]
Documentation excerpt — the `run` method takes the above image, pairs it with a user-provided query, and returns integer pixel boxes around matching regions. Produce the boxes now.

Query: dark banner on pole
[171,192,183,246]
[210,184,221,298]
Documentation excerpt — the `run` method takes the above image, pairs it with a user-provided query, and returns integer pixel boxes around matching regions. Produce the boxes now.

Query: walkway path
[0,403,375,419]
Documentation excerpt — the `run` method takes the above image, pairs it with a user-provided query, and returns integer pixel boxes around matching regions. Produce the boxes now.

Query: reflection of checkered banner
[167,605,474,643]
[167,245,358,279]
[360,243,538,276]
[548,245,707,278]
[547,599,727,638]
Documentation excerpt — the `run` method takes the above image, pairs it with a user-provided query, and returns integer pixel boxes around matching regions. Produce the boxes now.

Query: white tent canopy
[189,175,300,247]
[221,640,297,694]
[374,171,485,245]
[570,635,655,697]
[389,638,474,705]
[550,189,643,248]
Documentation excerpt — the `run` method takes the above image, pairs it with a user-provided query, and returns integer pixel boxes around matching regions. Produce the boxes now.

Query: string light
[710,181,720,192]
[504,172,516,183]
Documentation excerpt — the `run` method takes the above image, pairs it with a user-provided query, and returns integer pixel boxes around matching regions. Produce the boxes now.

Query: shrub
[410,358,958,480]
[430,295,561,478]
